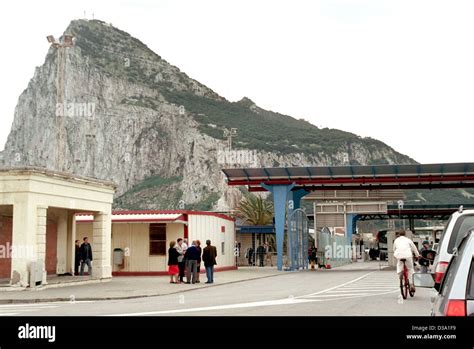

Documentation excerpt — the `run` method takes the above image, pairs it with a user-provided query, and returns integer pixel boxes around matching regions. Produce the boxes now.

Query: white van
[433,206,474,290]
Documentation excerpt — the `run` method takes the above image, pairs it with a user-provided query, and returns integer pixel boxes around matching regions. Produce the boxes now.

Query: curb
[0,272,286,304]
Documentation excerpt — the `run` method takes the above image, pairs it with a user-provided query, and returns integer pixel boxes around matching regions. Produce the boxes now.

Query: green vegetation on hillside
[405,189,474,205]
[160,90,411,162]
[114,175,183,210]
[124,175,182,195]
[186,193,220,211]
[70,19,412,163]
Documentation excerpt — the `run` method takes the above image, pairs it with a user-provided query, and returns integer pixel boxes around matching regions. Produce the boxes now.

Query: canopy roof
[222,163,474,192]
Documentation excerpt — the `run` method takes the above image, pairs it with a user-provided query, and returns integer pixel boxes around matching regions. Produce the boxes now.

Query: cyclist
[393,231,420,292]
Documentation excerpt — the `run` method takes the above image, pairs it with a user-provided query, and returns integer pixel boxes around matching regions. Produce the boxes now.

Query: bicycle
[399,258,415,299]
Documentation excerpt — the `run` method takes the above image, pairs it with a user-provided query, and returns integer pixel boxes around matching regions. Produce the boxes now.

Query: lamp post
[397,200,404,230]
[397,199,421,230]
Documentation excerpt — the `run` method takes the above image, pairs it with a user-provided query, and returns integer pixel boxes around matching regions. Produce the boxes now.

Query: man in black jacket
[184,241,200,284]
[80,237,93,277]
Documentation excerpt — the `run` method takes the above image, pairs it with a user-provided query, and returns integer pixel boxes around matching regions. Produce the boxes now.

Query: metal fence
[286,209,309,271]
[316,229,351,268]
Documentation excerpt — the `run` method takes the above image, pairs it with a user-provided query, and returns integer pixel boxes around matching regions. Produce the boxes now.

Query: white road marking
[0,303,58,308]
[306,293,374,298]
[92,271,400,316]
[305,289,399,301]
[334,287,396,291]
[298,271,376,298]
[297,271,399,302]
[0,301,90,316]
[331,287,394,293]
[109,271,386,316]
[109,297,319,316]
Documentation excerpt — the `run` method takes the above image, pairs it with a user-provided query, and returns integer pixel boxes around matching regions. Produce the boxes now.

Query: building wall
[187,214,235,268]
[55,211,74,275]
[77,214,235,273]
[78,222,185,272]
[0,215,58,278]
[45,220,57,275]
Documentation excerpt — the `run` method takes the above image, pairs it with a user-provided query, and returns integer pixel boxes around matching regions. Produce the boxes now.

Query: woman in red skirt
[168,241,180,283]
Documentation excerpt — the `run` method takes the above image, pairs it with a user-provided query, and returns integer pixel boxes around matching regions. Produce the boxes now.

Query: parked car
[432,206,474,290]
[430,230,474,316]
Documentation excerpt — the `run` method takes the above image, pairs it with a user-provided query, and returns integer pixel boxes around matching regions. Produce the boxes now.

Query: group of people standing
[168,238,217,284]
[244,242,272,266]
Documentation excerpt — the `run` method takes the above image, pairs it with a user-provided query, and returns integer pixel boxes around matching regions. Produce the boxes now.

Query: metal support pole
[262,183,294,271]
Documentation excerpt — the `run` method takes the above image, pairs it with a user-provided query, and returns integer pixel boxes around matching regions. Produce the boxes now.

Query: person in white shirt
[393,231,420,291]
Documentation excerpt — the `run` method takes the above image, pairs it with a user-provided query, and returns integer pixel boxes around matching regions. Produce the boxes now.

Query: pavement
[0,261,434,316]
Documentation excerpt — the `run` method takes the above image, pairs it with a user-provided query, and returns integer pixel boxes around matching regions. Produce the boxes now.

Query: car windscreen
[448,214,474,253]
[468,258,474,300]
[438,215,453,248]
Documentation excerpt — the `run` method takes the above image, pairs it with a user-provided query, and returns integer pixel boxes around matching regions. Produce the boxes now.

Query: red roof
[76,210,235,222]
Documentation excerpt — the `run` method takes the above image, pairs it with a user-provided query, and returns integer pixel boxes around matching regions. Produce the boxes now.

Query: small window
[221,242,225,255]
[149,224,166,255]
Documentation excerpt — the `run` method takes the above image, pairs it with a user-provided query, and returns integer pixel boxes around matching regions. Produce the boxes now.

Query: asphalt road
[0,268,434,316]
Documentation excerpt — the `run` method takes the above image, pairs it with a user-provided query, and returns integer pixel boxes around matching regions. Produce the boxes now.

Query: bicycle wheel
[399,273,407,299]
[408,276,415,297]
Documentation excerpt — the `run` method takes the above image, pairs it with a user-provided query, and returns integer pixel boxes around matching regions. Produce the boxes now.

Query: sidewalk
[0,267,282,304]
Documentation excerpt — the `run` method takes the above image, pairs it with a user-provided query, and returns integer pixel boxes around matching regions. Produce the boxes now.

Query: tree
[236,194,276,252]
[235,194,274,226]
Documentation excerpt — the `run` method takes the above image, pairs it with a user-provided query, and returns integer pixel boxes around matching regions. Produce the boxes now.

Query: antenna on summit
[223,128,237,151]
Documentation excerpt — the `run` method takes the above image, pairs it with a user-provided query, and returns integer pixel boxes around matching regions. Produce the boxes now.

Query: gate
[286,208,309,271]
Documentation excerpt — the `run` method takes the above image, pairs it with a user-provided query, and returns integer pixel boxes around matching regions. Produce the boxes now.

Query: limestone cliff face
[0,19,415,211]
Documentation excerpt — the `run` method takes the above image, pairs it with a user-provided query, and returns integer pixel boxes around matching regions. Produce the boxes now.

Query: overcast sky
[1,0,473,164]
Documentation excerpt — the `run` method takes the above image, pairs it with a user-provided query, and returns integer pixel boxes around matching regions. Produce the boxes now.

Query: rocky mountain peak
[0,19,422,211]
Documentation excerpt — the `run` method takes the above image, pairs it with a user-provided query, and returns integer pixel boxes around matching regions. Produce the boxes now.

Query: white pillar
[69,213,76,275]
[92,212,112,279]
[11,200,37,286]
[56,209,68,274]
[36,206,48,284]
